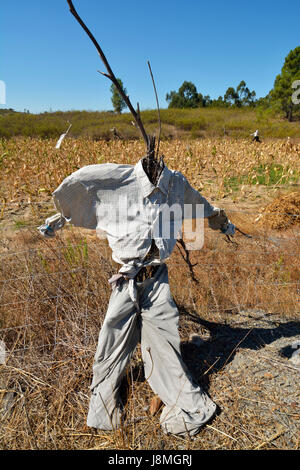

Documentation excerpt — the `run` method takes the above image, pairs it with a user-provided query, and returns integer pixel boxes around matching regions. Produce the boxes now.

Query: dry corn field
[0,136,300,450]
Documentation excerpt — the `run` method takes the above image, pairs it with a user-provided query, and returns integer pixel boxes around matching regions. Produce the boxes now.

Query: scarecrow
[251,129,261,142]
[38,1,236,437]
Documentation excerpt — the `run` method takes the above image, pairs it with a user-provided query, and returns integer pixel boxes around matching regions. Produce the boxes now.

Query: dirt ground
[178,308,300,449]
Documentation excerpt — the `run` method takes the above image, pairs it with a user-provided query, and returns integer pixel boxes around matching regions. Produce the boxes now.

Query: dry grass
[1,136,299,205]
[256,191,300,229]
[0,137,299,450]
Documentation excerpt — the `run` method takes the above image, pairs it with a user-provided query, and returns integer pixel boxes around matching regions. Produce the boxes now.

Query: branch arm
[67,0,149,147]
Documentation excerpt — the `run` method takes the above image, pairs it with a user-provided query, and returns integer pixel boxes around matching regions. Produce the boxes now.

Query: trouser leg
[87,282,140,430]
[139,264,216,436]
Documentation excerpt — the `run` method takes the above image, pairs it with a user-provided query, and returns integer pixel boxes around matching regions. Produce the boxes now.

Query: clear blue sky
[1,0,300,114]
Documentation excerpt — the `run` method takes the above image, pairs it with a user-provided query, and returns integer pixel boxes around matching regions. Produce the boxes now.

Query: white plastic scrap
[55,122,72,149]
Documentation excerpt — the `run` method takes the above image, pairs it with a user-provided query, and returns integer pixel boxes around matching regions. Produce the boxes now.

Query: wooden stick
[207,424,238,442]
[253,428,285,450]
[66,0,149,148]
[147,61,162,158]
[176,238,199,284]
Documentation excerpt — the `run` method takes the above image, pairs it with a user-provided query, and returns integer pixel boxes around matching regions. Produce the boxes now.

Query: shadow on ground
[119,304,299,410]
[177,304,300,391]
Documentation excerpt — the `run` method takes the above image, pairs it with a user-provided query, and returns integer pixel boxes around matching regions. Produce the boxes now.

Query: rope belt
[135,264,160,282]
[109,241,161,311]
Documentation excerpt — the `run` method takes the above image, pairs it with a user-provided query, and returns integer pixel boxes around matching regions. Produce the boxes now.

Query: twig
[235,226,252,239]
[145,347,154,381]
[203,357,220,375]
[88,442,111,450]
[221,328,254,370]
[147,61,161,158]
[176,238,199,284]
[207,424,238,441]
[259,355,300,372]
[237,396,300,416]
[21,391,39,450]
[252,428,285,450]
[2,365,51,388]
[69,433,105,438]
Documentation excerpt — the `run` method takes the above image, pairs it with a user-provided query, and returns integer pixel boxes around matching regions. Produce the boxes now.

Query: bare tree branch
[176,238,199,284]
[66,0,149,148]
[147,61,162,157]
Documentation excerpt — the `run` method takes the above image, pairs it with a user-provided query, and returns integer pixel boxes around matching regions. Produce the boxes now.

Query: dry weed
[256,191,300,229]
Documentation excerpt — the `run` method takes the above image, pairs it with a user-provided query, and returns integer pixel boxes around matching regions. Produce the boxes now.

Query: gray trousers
[87,264,216,436]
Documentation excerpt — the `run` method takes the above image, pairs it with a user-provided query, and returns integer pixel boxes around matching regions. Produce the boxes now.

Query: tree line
[166,80,257,109]
[111,46,300,121]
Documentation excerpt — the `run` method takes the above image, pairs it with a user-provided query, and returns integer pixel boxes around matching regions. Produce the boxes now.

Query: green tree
[211,96,227,107]
[236,80,256,106]
[270,46,300,121]
[166,81,203,108]
[224,81,256,107]
[224,86,239,106]
[203,95,212,107]
[110,78,127,114]
[256,93,271,109]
